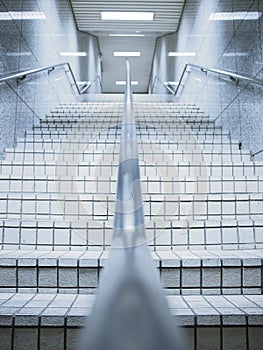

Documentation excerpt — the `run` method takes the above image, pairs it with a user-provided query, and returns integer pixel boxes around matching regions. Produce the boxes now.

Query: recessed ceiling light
[60,52,87,57]
[209,12,262,21]
[109,34,145,37]
[0,11,46,20]
[116,81,139,86]
[168,52,196,57]
[101,12,154,21]
[113,51,141,57]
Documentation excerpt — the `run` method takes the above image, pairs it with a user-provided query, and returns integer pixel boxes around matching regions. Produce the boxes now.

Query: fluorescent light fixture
[60,52,87,57]
[0,11,46,20]
[6,52,32,57]
[113,51,141,57]
[209,12,262,21]
[109,34,145,37]
[223,52,248,57]
[168,52,196,57]
[116,81,139,86]
[101,12,154,21]
[37,34,68,37]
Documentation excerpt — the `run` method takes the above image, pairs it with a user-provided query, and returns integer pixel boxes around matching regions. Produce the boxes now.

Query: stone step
[25,131,230,141]
[57,100,197,105]
[45,107,208,113]
[34,124,222,132]
[26,125,229,132]
[0,219,262,250]
[22,133,230,143]
[3,150,252,163]
[27,127,227,134]
[47,108,208,114]
[0,193,262,221]
[51,104,201,109]
[0,250,262,295]
[52,104,201,111]
[0,175,262,194]
[0,292,262,350]
[6,141,246,157]
[41,119,215,127]
[15,137,238,146]
[44,115,210,122]
[1,161,262,177]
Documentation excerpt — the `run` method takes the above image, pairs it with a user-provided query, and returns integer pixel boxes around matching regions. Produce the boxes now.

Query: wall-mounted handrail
[173,63,263,95]
[0,62,101,94]
[151,75,175,94]
[77,75,102,94]
[151,63,263,96]
[79,60,188,350]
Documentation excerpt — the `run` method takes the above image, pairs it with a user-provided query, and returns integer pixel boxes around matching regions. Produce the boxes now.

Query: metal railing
[80,75,102,93]
[173,63,263,95]
[0,62,101,94]
[79,61,188,350]
[151,64,263,158]
[151,63,263,96]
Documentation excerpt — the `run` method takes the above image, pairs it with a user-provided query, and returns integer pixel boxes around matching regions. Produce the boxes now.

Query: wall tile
[151,0,263,158]
[0,0,101,155]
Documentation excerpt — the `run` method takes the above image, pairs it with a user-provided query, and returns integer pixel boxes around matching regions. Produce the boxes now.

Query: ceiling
[70,0,185,93]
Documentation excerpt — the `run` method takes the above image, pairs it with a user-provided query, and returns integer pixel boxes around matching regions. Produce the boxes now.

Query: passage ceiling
[70,0,185,92]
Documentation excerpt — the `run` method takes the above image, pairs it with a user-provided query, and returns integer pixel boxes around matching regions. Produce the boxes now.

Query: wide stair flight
[0,94,262,349]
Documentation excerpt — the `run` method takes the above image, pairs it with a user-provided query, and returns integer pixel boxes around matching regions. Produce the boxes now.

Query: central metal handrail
[152,63,263,95]
[79,61,187,350]
[0,62,101,95]
[112,60,145,247]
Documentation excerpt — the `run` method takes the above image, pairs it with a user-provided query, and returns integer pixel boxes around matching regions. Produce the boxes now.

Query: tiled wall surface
[151,0,263,160]
[0,0,101,156]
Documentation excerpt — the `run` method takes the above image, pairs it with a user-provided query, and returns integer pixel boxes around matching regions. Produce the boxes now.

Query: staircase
[0,94,262,350]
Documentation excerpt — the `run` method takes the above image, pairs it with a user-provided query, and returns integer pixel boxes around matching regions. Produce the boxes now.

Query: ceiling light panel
[116,81,139,85]
[168,52,196,57]
[0,11,46,20]
[109,34,145,37]
[70,0,185,34]
[113,51,141,57]
[101,12,154,21]
[209,12,262,21]
[223,52,248,57]
[60,52,87,57]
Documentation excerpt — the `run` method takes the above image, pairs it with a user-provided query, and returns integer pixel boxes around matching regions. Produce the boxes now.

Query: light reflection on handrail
[0,62,102,94]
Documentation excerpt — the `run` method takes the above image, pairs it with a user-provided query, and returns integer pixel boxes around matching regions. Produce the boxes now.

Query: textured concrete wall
[0,0,101,155]
[150,0,263,159]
